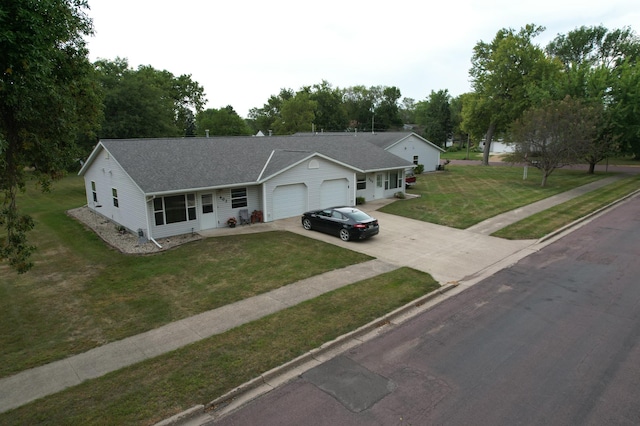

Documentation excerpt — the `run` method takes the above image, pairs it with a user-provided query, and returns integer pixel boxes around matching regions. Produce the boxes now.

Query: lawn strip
[0,268,439,425]
[492,175,640,240]
[395,165,606,228]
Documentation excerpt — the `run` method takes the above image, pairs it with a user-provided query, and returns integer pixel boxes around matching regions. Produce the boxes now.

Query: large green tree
[1,0,101,273]
[307,80,348,132]
[95,58,206,139]
[272,91,317,134]
[247,88,294,134]
[546,25,640,161]
[196,106,252,136]
[468,24,559,165]
[609,61,640,159]
[416,89,452,146]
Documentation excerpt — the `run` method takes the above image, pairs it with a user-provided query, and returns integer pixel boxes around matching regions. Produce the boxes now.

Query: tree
[608,61,640,159]
[509,97,598,186]
[343,85,376,131]
[468,24,558,165]
[399,97,416,124]
[272,91,317,134]
[307,80,348,132]
[416,89,452,147]
[1,0,101,273]
[247,88,294,134]
[196,106,252,136]
[374,86,404,131]
[95,59,206,139]
[547,25,640,160]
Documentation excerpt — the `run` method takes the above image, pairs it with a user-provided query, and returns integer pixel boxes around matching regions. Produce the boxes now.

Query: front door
[200,194,217,229]
[374,173,385,199]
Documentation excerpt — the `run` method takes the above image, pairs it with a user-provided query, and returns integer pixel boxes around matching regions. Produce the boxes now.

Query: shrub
[414,164,424,174]
[356,196,366,205]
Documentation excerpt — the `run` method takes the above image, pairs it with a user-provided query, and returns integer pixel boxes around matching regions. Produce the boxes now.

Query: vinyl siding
[387,134,441,171]
[263,157,355,222]
[83,147,148,235]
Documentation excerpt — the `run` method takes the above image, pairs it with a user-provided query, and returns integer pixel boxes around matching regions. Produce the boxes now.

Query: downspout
[145,195,163,248]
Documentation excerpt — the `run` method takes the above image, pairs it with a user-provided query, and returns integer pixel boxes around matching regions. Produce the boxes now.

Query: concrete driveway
[270,199,536,285]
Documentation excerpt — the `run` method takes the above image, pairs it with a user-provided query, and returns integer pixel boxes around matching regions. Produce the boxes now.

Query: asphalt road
[209,194,640,425]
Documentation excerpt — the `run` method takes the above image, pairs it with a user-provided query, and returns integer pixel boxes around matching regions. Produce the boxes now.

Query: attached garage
[272,183,308,220]
[320,178,349,208]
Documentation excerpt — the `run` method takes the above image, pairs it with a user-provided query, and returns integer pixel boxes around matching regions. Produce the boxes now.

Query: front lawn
[0,176,374,378]
[1,268,439,425]
[382,165,607,229]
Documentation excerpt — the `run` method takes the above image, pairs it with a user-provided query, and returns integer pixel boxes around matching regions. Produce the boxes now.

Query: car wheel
[339,228,350,241]
[302,218,312,230]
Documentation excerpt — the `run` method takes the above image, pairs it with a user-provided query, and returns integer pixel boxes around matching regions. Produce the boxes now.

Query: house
[78,133,422,241]
[363,132,445,171]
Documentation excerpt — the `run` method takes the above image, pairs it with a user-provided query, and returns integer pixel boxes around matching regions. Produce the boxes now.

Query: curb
[537,188,640,244]
[158,282,459,425]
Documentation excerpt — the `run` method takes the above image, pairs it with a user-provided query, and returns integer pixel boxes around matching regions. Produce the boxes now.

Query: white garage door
[273,184,308,220]
[321,178,349,208]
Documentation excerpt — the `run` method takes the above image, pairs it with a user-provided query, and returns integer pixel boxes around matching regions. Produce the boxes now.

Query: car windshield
[345,209,372,221]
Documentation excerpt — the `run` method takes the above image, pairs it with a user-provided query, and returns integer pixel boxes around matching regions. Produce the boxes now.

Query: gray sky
[86,0,639,118]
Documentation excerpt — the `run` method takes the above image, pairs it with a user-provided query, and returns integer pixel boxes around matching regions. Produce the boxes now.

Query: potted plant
[227,217,237,228]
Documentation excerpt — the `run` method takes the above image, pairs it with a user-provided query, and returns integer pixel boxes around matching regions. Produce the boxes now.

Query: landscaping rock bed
[67,206,201,254]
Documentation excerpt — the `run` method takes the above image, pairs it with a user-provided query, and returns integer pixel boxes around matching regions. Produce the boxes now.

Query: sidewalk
[0,175,634,415]
[466,176,624,235]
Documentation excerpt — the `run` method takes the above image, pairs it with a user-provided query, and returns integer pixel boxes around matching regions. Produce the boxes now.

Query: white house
[78,133,422,241]
[364,132,445,171]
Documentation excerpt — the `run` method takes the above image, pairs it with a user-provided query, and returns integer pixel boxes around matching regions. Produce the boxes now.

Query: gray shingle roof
[92,133,414,194]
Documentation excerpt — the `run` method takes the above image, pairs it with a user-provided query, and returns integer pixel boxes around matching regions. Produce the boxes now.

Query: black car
[301,207,379,241]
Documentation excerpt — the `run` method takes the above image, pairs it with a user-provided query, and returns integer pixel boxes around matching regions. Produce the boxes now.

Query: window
[376,174,383,188]
[154,198,164,226]
[356,174,366,190]
[413,155,419,165]
[187,194,196,221]
[112,188,119,208]
[202,194,213,214]
[384,172,400,190]
[231,188,247,208]
[153,194,197,226]
[91,181,98,203]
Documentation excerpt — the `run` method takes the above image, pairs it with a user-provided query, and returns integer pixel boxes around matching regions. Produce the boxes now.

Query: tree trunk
[588,162,596,174]
[482,122,496,166]
[541,171,549,187]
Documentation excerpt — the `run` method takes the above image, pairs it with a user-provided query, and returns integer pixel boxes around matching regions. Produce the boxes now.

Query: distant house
[364,132,444,171]
[78,133,419,241]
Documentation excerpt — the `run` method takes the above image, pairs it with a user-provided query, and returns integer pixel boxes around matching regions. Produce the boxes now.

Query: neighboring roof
[295,131,446,152]
[364,132,446,152]
[79,134,414,194]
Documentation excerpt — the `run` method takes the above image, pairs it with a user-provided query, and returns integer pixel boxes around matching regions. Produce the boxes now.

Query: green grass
[0,267,438,425]
[1,176,375,378]
[493,174,640,239]
[383,165,607,229]
[441,149,482,160]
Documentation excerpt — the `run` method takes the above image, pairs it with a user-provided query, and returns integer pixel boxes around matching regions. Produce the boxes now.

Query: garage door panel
[273,184,307,220]
[321,179,349,208]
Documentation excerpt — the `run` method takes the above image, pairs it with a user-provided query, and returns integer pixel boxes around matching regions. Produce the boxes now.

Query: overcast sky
[86,0,639,118]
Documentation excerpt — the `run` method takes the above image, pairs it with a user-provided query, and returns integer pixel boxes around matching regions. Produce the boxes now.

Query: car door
[311,209,333,233]
[326,209,347,236]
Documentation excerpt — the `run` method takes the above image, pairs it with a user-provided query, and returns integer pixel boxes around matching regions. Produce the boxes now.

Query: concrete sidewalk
[0,174,633,415]
[0,260,398,413]
[466,176,623,235]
